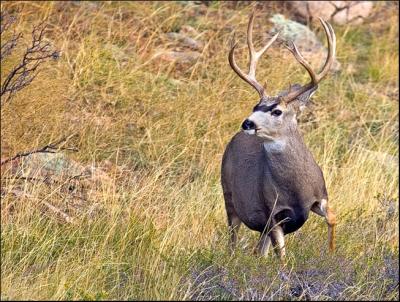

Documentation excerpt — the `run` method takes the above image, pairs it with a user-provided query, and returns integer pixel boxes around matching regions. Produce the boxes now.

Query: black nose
[242,119,255,130]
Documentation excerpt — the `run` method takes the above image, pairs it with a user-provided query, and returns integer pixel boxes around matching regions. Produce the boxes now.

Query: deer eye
[271,109,282,117]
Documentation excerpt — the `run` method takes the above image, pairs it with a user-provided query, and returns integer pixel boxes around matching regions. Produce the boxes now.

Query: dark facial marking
[253,103,279,113]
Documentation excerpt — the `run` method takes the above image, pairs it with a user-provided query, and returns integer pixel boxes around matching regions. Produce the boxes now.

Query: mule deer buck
[221,13,337,261]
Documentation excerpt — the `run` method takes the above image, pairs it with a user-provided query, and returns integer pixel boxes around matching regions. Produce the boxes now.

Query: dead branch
[0,11,16,34]
[1,12,60,104]
[0,13,22,61]
[0,134,78,166]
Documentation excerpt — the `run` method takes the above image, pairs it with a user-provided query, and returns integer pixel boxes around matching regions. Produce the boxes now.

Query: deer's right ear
[285,85,318,112]
[298,87,317,112]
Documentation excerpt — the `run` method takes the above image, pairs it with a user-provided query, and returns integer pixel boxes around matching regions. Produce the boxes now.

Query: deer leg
[228,215,241,254]
[226,203,242,254]
[311,199,337,252]
[270,225,286,263]
[255,232,271,257]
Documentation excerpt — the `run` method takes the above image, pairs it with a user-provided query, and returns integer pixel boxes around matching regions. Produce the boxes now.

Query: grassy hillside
[1,1,398,300]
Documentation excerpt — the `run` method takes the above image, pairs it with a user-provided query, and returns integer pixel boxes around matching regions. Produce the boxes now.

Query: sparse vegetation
[1,1,398,300]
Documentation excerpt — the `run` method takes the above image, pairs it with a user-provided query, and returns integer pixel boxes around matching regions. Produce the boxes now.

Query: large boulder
[290,1,374,25]
[269,14,341,72]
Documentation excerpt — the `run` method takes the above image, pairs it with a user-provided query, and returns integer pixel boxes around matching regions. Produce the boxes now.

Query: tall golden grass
[1,1,398,300]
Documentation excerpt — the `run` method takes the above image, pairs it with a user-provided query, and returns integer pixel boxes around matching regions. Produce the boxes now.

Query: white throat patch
[263,139,286,153]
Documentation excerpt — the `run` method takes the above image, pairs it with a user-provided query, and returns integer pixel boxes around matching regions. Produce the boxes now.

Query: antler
[280,18,336,104]
[229,12,279,99]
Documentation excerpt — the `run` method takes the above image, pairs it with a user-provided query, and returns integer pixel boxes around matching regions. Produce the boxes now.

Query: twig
[41,201,74,224]
[0,134,78,166]
[1,190,73,224]
[1,173,88,186]
[1,176,53,183]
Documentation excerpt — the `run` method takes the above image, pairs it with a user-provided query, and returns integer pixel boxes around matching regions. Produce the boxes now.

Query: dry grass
[1,1,398,300]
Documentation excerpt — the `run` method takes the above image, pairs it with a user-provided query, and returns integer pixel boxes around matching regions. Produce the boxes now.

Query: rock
[332,1,374,25]
[14,153,84,179]
[291,1,335,22]
[290,1,373,25]
[165,32,204,51]
[7,152,112,185]
[269,14,341,72]
[179,25,200,38]
[155,50,201,64]
[158,25,204,66]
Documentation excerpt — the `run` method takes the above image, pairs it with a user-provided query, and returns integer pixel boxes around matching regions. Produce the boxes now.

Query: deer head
[229,12,336,141]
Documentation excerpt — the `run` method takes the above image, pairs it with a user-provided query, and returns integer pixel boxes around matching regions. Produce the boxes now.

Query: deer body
[221,13,336,260]
[222,128,327,235]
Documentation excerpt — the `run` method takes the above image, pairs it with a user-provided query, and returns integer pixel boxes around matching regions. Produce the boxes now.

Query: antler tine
[285,42,318,84]
[228,12,279,99]
[229,42,261,92]
[281,18,336,104]
[316,18,336,81]
[247,12,256,79]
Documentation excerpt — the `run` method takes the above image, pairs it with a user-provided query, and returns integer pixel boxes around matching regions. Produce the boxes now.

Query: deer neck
[262,126,307,159]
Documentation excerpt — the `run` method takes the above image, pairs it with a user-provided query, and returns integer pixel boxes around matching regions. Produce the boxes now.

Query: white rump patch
[320,199,327,214]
